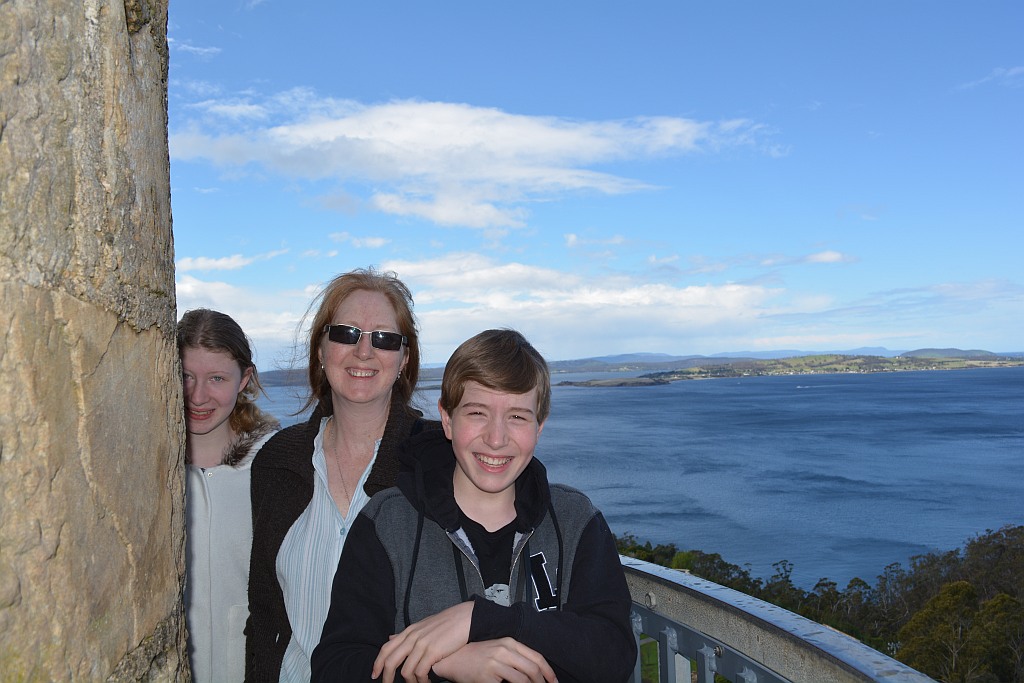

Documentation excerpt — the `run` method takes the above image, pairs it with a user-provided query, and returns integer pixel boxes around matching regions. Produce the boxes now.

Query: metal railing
[621,556,936,683]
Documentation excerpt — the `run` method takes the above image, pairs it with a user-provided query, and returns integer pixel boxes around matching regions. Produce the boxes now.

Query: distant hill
[902,348,999,359]
[640,351,1024,383]
[547,354,708,374]
[263,347,1022,386]
[582,352,699,364]
[260,368,306,387]
[711,347,907,359]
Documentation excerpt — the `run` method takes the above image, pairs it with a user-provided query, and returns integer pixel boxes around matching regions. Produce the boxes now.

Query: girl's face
[318,289,409,409]
[181,347,251,439]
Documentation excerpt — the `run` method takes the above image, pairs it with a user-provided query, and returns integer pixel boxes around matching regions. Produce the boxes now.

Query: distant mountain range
[604,347,1023,362]
[260,347,1023,385]
[540,347,1023,376]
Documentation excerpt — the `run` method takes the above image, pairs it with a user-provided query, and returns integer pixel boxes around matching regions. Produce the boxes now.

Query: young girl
[178,308,279,683]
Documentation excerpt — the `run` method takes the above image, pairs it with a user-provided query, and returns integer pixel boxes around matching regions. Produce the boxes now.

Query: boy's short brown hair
[440,329,551,423]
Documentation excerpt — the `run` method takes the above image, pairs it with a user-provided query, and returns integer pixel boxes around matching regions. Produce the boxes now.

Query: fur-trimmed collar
[222,416,280,467]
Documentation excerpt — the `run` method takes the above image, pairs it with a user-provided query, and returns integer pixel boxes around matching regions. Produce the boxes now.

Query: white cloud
[176,249,289,272]
[683,256,729,275]
[372,254,791,360]
[174,251,1024,368]
[648,254,680,265]
[170,40,222,59]
[175,275,309,367]
[175,79,222,97]
[189,99,268,121]
[957,66,1024,90]
[177,254,254,271]
[565,233,627,248]
[805,250,852,264]
[371,193,525,229]
[760,250,855,268]
[329,232,391,248]
[169,94,771,230]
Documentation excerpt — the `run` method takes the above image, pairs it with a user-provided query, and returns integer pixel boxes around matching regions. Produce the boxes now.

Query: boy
[311,329,637,683]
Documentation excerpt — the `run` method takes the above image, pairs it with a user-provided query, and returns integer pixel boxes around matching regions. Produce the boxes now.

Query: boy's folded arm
[311,514,399,682]
[372,600,474,683]
[467,514,637,683]
[432,638,557,683]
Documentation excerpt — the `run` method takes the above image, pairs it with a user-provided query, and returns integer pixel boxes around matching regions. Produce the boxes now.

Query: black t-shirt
[459,511,517,605]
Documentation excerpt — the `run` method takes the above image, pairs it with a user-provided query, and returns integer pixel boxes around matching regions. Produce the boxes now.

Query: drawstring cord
[547,500,565,609]
[403,511,425,628]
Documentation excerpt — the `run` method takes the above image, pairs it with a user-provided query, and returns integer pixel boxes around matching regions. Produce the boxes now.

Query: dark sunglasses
[323,324,407,351]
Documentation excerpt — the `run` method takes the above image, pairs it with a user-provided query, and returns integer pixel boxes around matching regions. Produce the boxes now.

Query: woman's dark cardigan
[244,397,438,682]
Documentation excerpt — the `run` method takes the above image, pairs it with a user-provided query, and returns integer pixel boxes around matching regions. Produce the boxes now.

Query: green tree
[615,533,681,567]
[810,577,842,620]
[686,551,762,596]
[962,526,1024,602]
[762,560,807,613]
[897,581,984,682]
[613,526,1024,678]
[972,593,1024,683]
[836,577,875,643]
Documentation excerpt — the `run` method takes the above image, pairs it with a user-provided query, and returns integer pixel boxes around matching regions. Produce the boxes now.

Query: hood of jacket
[396,429,551,534]
[222,414,280,467]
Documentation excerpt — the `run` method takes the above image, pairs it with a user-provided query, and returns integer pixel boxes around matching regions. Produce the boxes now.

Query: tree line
[616,524,1024,682]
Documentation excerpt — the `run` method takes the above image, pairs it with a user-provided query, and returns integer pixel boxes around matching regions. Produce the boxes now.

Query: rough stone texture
[0,0,186,681]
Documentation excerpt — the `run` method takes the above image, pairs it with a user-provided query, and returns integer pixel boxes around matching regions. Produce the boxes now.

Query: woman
[179,308,280,683]
[246,268,437,682]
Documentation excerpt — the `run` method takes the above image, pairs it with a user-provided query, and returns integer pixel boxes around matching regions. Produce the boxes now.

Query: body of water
[257,366,1024,589]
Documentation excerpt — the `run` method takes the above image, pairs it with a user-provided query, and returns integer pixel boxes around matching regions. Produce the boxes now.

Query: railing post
[630,610,644,683]
[736,666,759,682]
[659,626,680,683]
[696,644,717,683]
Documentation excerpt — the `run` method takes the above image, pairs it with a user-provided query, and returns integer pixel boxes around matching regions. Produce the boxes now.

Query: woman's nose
[354,331,374,359]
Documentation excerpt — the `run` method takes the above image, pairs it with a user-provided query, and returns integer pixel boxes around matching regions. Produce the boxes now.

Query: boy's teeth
[478,454,512,466]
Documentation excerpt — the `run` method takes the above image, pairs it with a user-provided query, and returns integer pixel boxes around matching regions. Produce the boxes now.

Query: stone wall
[0,0,186,680]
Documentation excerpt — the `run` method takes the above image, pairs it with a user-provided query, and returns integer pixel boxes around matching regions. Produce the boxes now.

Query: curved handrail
[621,556,936,683]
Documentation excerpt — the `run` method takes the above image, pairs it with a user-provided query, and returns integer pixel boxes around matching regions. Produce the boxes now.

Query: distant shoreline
[262,352,1024,388]
[556,377,672,387]
[557,357,1024,387]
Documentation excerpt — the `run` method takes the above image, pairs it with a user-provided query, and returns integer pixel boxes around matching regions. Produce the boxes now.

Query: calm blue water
[257,366,1024,589]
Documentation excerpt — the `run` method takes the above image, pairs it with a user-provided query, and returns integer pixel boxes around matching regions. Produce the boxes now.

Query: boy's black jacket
[311,429,638,683]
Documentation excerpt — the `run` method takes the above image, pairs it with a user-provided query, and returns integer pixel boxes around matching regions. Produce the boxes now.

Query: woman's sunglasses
[323,324,407,351]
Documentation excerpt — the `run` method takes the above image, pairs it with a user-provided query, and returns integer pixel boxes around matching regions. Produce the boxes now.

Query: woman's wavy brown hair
[298,267,421,416]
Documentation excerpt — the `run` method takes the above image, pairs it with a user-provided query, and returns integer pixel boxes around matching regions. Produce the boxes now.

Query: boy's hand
[432,638,558,683]
[372,601,474,683]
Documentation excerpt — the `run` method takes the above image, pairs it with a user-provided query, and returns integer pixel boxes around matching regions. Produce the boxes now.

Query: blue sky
[168,1,1023,369]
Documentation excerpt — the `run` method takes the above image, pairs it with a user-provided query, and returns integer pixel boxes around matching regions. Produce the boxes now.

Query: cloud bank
[170,91,768,230]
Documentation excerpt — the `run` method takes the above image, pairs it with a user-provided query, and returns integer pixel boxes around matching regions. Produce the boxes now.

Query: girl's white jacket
[184,422,277,683]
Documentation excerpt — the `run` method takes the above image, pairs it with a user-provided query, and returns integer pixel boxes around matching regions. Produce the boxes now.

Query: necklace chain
[325,417,352,504]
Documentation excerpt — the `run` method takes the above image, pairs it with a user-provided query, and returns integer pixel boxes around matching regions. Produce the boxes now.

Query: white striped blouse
[275,416,378,682]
